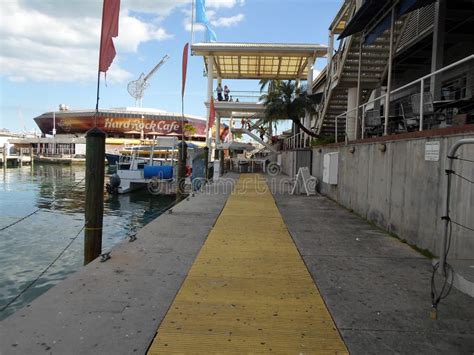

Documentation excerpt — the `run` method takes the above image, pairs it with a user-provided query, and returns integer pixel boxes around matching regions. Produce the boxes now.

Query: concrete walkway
[2,172,473,354]
[0,175,236,355]
[269,175,474,354]
[148,174,347,353]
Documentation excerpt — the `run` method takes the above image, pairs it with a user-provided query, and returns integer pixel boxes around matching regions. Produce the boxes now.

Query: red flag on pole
[99,0,120,73]
[209,97,216,128]
[181,43,189,98]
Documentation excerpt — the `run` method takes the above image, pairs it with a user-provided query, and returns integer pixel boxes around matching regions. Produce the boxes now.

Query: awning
[191,42,327,80]
[338,0,436,43]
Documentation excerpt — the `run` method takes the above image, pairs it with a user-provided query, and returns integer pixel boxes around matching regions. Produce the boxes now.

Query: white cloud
[0,0,177,83]
[1,0,246,83]
[183,6,245,32]
[211,13,245,27]
[206,0,245,9]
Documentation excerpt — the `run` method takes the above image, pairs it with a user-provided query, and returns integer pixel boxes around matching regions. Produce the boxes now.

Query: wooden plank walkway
[148,174,348,354]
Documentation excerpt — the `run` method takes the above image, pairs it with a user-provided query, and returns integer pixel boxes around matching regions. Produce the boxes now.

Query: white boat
[106,138,192,194]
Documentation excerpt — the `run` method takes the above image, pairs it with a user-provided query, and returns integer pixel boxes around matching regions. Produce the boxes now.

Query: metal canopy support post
[305,57,314,144]
[328,31,334,75]
[430,0,446,100]
[384,7,395,136]
[356,36,363,139]
[205,56,214,156]
[419,79,424,131]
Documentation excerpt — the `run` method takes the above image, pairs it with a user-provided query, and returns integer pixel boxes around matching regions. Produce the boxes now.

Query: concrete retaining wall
[283,132,474,259]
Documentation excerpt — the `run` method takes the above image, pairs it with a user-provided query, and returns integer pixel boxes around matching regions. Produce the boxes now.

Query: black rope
[0,209,41,232]
[450,220,474,233]
[451,172,474,184]
[0,177,85,233]
[448,155,474,163]
[431,220,454,311]
[0,224,85,313]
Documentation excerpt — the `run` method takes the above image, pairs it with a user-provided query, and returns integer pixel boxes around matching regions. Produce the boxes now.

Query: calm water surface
[0,164,177,320]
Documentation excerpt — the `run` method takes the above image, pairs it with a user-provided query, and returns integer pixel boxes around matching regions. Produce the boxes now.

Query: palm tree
[261,80,318,137]
[258,79,281,94]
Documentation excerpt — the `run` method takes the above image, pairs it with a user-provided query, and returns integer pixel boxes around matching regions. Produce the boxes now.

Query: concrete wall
[281,151,296,177]
[283,132,474,259]
[280,150,312,178]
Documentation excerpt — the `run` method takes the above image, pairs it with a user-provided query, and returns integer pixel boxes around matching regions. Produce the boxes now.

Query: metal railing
[335,54,474,143]
[283,131,312,150]
[213,90,261,103]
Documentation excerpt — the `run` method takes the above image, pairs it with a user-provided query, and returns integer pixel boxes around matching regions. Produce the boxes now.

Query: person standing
[216,84,223,101]
[224,85,230,101]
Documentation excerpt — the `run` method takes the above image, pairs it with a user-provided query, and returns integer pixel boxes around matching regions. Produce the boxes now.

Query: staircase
[315,18,405,137]
[231,128,278,153]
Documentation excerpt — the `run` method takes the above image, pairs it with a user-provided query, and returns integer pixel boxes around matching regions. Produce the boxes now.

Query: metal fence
[213,90,261,103]
[335,55,474,143]
[283,131,312,150]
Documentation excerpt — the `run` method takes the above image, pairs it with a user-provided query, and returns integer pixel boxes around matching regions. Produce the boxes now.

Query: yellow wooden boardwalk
[148,174,348,354]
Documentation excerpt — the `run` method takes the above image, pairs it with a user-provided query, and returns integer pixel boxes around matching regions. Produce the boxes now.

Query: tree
[183,123,196,138]
[258,79,281,94]
[261,80,318,137]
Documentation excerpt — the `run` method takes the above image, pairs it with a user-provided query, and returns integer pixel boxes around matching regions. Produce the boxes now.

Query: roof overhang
[338,0,436,40]
[192,42,327,80]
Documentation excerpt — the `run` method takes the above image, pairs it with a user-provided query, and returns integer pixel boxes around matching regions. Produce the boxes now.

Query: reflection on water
[0,164,178,320]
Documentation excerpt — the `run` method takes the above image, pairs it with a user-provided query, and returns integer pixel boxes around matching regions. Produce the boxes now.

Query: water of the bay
[0,163,178,320]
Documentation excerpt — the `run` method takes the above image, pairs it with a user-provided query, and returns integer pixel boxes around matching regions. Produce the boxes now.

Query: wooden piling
[30,146,34,168]
[219,150,224,176]
[84,127,106,265]
[177,141,188,196]
[2,144,6,169]
[203,147,209,181]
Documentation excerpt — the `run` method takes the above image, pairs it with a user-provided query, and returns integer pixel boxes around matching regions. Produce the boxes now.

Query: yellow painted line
[148,174,348,354]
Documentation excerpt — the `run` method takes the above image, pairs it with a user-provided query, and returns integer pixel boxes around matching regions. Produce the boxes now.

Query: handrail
[283,131,312,150]
[333,54,474,141]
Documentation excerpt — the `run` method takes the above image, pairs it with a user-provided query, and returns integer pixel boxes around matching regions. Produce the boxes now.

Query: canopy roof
[338,0,436,40]
[191,42,327,80]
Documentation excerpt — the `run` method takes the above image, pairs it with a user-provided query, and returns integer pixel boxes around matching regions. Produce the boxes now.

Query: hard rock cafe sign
[103,117,181,134]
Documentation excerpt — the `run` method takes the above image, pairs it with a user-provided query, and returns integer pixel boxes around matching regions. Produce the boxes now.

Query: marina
[0,164,180,320]
[1,0,474,353]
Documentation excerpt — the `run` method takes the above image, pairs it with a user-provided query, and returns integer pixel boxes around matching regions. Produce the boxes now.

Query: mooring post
[219,150,225,176]
[177,141,188,196]
[2,144,6,169]
[30,146,34,168]
[204,146,209,181]
[84,127,106,265]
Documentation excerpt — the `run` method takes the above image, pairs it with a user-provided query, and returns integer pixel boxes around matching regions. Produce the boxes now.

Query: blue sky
[0,0,341,133]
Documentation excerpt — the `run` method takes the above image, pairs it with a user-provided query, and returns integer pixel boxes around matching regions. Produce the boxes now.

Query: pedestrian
[229,96,233,102]
[259,127,265,141]
[224,85,230,101]
[216,84,223,101]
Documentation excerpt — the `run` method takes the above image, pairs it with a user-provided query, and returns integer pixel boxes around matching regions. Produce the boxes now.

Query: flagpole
[181,95,185,160]
[95,0,107,125]
[191,0,195,45]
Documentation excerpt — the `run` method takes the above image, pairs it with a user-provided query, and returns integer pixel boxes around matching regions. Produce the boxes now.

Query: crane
[127,54,170,107]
